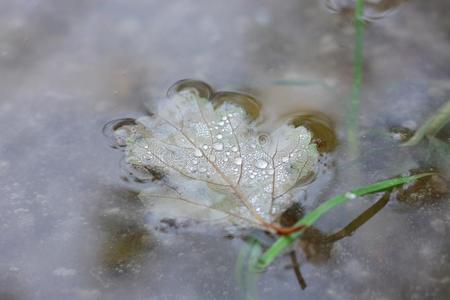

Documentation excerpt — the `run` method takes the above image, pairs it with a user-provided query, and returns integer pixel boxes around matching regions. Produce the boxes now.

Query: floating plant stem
[347,0,366,157]
[253,173,434,271]
[289,251,307,290]
[272,79,337,94]
[322,191,391,243]
[403,101,450,146]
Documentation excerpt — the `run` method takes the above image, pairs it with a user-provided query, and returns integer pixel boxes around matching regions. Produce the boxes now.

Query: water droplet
[218,121,225,126]
[255,159,268,169]
[222,116,227,121]
[209,154,216,162]
[192,159,199,165]
[250,174,255,179]
[213,143,224,151]
[231,146,238,152]
[281,157,289,163]
[199,167,207,173]
[228,113,233,117]
[234,157,243,165]
[267,169,274,175]
[193,148,203,157]
[202,144,209,150]
[216,134,223,140]
[345,192,357,199]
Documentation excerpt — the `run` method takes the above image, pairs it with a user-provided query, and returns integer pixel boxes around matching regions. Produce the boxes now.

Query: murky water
[1,1,449,299]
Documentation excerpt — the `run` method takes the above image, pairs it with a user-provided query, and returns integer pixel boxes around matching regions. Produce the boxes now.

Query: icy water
[1,0,450,299]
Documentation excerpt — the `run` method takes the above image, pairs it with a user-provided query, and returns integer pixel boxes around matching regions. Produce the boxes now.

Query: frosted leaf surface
[123,90,319,229]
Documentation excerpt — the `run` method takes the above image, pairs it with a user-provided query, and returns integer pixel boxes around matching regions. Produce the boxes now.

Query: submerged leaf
[121,88,319,229]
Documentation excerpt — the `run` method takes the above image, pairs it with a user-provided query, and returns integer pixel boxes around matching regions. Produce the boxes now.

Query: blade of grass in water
[403,101,450,146]
[235,237,262,299]
[253,173,434,271]
[272,79,336,94]
[347,0,365,157]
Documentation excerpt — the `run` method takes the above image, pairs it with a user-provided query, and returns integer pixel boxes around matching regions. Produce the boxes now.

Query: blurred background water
[0,0,449,299]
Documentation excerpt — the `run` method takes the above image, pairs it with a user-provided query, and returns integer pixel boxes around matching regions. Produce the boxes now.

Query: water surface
[1,0,449,299]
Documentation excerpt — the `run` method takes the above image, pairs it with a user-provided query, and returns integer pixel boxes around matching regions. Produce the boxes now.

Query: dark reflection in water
[91,188,154,290]
[212,91,262,120]
[396,171,449,208]
[100,224,153,275]
[288,112,337,153]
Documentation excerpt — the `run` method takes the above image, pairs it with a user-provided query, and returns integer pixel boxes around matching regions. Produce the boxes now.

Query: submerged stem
[253,173,434,271]
[347,0,365,157]
[403,100,450,146]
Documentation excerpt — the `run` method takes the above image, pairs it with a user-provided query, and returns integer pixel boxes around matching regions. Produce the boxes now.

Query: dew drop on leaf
[193,148,203,157]
[213,143,224,151]
[234,157,243,166]
[345,192,357,199]
[255,159,268,169]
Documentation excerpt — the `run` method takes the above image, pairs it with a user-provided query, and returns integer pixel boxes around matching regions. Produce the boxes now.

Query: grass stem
[253,173,434,271]
[347,0,366,157]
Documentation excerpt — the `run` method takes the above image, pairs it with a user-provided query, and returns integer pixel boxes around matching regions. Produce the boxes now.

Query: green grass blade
[347,0,365,157]
[235,237,262,300]
[253,173,434,271]
[403,101,450,146]
[427,136,450,178]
